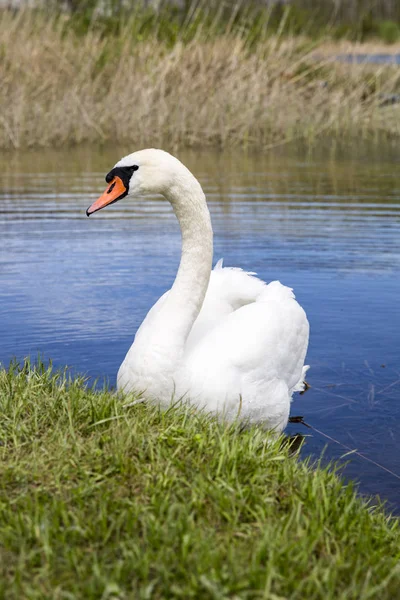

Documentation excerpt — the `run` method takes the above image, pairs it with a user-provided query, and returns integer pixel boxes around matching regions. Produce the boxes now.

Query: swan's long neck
[166,179,213,339]
[137,170,213,354]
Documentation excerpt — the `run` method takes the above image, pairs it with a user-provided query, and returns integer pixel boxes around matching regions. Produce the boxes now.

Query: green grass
[378,20,400,44]
[51,1,400,45]
[0,360,399,599]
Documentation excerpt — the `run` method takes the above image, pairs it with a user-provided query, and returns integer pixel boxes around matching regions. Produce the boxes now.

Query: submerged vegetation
[2,2,400,150]
[0,359,399,598]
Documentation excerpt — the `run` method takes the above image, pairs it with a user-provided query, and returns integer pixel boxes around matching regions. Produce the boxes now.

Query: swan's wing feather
[211,258,267,307]
[185,260,268,351]
[189,281,308,390]
[185,281,309,426]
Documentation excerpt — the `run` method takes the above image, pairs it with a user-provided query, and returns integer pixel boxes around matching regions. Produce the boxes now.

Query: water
[337,53,400,65]
[1,145,400,512]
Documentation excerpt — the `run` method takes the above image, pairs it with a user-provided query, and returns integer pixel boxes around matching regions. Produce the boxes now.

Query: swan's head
[86,149,189,216]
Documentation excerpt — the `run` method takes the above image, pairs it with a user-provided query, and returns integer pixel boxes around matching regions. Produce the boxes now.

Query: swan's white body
[89,149,309,432]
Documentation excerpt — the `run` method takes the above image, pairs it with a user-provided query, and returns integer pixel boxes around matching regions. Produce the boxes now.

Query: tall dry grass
[2,9,400,150]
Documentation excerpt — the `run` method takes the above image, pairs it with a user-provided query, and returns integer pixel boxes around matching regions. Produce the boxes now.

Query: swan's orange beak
[86,176,127,216]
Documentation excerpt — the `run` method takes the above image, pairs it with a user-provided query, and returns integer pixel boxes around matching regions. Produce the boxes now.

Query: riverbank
[2,9,400,151]
[0,360,399,598]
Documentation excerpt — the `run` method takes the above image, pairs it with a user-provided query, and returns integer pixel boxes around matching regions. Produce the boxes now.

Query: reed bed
[2,9,400,150]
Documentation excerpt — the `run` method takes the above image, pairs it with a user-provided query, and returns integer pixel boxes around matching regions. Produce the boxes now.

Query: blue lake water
[1,145,399,512]
[337,53,400,65]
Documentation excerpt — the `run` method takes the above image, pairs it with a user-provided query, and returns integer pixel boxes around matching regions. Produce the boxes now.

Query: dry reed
[2,9,400,150]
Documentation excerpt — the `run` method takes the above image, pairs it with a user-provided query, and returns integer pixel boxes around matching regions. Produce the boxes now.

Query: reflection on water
[1,144,400,511]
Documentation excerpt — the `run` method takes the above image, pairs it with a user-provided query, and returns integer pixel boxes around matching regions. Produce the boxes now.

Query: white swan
[86,149,309,432]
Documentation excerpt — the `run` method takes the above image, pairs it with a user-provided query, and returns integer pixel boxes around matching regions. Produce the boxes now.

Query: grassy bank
[2,8,400,151]
[0,360,399,599]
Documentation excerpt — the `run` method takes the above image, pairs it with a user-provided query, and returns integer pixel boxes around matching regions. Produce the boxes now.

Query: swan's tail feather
[292,365,310,393]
